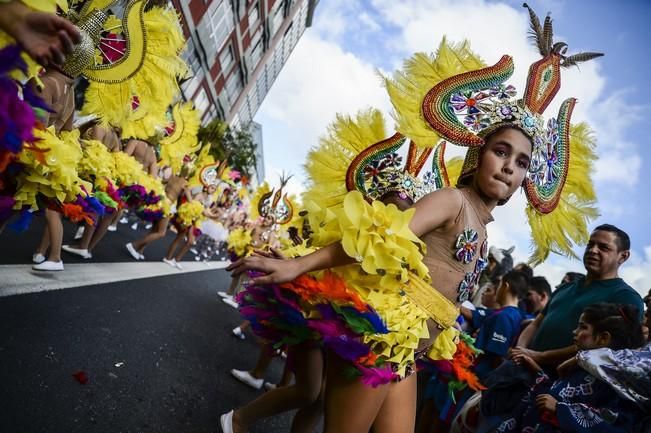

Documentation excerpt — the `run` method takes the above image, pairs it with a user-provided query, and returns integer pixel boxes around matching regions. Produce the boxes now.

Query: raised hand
[0,2,81,66]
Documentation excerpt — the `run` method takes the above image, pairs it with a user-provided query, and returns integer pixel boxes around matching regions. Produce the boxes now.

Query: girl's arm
[227,188,463,285]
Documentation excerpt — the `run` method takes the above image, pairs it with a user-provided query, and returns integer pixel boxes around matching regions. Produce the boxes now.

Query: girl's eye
[517,160,529,169]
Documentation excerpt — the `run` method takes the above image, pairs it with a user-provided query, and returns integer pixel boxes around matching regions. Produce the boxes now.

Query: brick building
[170,0,318,127]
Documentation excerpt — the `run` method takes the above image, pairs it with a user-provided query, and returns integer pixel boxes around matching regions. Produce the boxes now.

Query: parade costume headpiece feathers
[385,4,602,265]
[255,173,294,225]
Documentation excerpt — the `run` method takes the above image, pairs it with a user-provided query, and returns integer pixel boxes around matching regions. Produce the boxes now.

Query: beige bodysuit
[419,186,493,343]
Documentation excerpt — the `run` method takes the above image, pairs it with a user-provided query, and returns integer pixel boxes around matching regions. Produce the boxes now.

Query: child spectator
[496,303,646,433]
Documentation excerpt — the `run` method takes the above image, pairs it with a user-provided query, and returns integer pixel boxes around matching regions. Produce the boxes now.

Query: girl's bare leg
[322,352,390,433]
[165,230,185,260]
[174,229,195,261]
[74,221,95,250]
[291,380,325,433]
[132,217,169,253]
[87,214,115,251]
[231,343,323,433]
[45,209,63,262]
[371,374,417,433]
[36,224,50,256]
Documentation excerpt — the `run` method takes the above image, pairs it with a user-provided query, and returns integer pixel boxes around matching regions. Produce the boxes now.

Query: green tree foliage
[198,119,258,179]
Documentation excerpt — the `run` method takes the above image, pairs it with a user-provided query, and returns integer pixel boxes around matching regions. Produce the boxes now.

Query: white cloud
[620,245,651,298]
[257,31,392,185]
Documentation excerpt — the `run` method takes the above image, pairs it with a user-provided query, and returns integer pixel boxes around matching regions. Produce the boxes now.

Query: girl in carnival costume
[226,3,601,432]
[125,103,203,261]
[492,303,646,433]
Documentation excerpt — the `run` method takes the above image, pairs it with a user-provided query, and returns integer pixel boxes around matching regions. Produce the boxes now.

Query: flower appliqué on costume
[455,228,478,264]
[457,272,474,303]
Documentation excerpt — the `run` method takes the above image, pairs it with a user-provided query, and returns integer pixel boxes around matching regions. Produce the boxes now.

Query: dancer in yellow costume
[226,4,601,432]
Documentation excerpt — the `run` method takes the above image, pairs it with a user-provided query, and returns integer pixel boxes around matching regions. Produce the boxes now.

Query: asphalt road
[0,219,294,433]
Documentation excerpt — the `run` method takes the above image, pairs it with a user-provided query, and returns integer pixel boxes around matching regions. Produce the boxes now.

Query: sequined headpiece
[257,173,294,225]
[346,133,434,203]
[199,159,228,188]
[423,3,602,214]
[60,9,109,77]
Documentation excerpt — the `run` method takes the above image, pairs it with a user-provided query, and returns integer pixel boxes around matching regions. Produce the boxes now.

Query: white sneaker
[264,382,277,391]
[220,410,235,433]
[74,226,85,240]
[130,222,138,230]
[232,326,245,340]
[145,223,152,230]
[174,261,184,270]
[32,253,46,264]
[125,242,141,261]
[230,369,262,389]
[138,253,145,260]
[217,291,231,298]
[62,245,92,259]
[162,258,176,267]
[223,297,239,309]
[119,217,128,224]
[107,224,117,232]
[33,260,64,271]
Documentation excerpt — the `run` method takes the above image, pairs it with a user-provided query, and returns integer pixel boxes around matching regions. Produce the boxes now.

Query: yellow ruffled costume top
[176,200,204,228]
[14,128,91,210]
[227,227,253,258]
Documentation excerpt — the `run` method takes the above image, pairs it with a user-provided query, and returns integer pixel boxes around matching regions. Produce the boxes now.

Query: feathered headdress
[79,0,188,134]
[255,173,294,225]
[385,5,601,265]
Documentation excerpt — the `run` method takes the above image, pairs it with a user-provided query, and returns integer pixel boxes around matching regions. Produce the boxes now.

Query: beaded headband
[346,133,434,203]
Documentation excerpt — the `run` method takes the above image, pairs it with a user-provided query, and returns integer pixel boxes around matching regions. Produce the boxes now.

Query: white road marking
[0,261,230,298]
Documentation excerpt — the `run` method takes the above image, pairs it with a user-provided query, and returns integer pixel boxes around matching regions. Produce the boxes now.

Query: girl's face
[573,313,605,350]
[475,128,532,203]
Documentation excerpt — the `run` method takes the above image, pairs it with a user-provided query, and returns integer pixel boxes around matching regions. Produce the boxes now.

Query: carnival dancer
[225,4,602,431]
[61,121,124,258]
[126,159,193,261]
[161,162,223,269]
[221,179,288,308]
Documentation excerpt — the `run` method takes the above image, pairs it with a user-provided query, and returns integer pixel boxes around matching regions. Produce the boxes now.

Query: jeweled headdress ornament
[256,173,294,225]
[345,133,434,203]
[385,4,601,265]
[199,158,229,188]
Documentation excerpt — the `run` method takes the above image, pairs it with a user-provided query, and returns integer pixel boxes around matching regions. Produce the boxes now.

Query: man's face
[582,230,629,277]
[526,289,546,314]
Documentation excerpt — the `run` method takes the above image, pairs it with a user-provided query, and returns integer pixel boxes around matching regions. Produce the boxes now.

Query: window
[270,0,285,37]
[225,71,242,103]
[194,88,210,114]
[248,29,263,70]
[248,3,259,28]
[197,0,234,66]
[219,44,234,72]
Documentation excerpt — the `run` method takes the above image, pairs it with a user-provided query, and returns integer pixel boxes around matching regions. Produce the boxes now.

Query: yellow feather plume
[383,38,486,147]
[445,156,464,187]
[159,102,201,174]
[82,5,188,131]
[527,122,599,265]
[302,108,388,210]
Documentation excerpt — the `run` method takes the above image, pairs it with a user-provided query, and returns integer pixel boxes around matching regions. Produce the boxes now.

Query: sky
[253,0,651,297]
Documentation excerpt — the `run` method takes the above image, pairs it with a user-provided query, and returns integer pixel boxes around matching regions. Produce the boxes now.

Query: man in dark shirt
[511,224,644,367]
